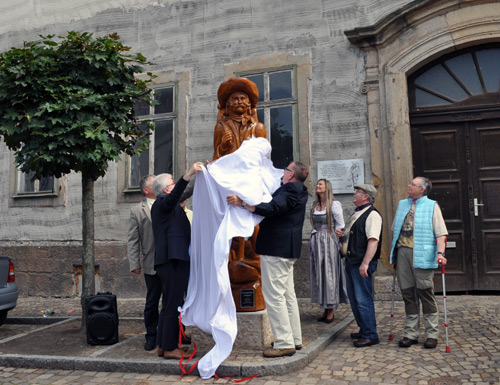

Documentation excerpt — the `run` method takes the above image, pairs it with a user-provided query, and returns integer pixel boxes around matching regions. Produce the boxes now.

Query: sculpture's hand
[222,130,233,146]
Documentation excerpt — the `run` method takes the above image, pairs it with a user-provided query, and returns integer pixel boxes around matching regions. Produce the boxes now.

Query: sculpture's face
[227,92,250,115]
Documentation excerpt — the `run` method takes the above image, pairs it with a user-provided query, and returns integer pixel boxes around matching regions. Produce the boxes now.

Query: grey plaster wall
[0,0,411,297]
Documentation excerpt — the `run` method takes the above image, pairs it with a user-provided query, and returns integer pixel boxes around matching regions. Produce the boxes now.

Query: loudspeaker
[85,293,119,345]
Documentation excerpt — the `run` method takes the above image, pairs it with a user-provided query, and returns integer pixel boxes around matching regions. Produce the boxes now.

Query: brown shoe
[399,337,418,348]
[263,347,296,358]
[163,348,186,360]
[424,338,438,349]
[271,342,302,350]
[157,347,164,357]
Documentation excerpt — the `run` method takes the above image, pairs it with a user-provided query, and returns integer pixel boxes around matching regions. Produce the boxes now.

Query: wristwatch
[241,202,247,208]
[437,251,445,257]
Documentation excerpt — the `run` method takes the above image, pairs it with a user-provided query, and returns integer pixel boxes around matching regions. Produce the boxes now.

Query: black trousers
[143,273,162,343]
[156,259,190,351]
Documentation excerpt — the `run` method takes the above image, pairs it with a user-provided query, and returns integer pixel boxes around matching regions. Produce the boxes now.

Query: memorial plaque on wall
[318,159,364,194]
[240,289,255,309]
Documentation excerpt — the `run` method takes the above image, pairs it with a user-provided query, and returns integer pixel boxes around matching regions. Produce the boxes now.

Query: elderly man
[337,184,383,348]
[151,162,203,360]
[127,174,161,351]
[227,161,309,358]
[390,177,448,349]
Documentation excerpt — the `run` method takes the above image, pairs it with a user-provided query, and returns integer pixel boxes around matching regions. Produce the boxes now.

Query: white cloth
[180,137,282,379]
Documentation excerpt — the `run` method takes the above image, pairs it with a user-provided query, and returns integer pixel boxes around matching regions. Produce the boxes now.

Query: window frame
[124,83,178,193]
[224,52,311,183]
[8,153,65,207]
[239,68,299,168]
[117,69,190,204]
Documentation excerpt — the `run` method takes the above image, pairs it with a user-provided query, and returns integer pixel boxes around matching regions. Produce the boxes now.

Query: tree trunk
[81,171,95,329]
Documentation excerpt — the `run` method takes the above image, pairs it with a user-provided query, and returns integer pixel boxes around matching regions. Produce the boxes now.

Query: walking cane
[438,259,450,353]
[389,265,396,341]
[438,237,450,353]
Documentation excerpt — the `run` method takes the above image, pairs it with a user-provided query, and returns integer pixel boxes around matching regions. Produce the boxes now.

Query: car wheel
[0,310,8,326]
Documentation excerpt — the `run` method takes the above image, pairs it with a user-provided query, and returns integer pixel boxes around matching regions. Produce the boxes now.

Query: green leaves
[0,31,155,181]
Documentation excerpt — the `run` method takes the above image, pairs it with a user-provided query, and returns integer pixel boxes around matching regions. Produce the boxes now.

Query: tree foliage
[0,31,154,181]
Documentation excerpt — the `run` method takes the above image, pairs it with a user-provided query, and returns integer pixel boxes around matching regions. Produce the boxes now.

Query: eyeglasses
[164,182,175,192]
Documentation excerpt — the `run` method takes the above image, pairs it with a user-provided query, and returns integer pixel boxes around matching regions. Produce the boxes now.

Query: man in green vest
[390,177,448,349]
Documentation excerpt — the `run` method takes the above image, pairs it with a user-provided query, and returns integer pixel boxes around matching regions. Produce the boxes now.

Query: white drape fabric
[180,137,282,379]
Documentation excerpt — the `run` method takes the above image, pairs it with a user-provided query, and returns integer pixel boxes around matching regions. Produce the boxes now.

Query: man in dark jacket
[227,161,309,358]
[337,184,382,348]
[151,162,203,360]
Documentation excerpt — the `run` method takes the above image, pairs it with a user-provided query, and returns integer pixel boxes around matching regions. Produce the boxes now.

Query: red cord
[176,314,259,382]
[177,314,198,378]
[215,373,259,382]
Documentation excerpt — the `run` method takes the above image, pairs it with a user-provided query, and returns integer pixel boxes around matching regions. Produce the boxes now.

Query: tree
[0,31,155,324]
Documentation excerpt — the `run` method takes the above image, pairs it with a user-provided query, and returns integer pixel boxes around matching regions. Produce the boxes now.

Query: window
[409,45,500,109]
[8,154,65,207]
[17,171,55,194]
[117,69,190,203]
[128,86,176,189]
[224,52,311,175]
[243,70,296,169]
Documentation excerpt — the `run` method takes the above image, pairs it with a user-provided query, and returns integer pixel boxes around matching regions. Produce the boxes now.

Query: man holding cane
[390,177,448,349]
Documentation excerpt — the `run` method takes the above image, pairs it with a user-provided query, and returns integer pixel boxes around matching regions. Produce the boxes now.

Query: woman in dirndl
[309,179,349,323]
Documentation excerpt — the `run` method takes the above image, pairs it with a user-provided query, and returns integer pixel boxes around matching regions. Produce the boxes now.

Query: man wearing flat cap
[213,77,267,160]
[337,184,383,347]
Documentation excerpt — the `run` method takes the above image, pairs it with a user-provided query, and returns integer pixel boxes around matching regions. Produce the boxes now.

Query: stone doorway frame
[345,0,500,269]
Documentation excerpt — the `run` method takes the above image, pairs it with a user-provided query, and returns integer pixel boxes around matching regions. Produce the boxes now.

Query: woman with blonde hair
[309,179,349,323]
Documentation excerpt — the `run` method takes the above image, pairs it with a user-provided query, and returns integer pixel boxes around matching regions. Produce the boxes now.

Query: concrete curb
[0,315,354,377]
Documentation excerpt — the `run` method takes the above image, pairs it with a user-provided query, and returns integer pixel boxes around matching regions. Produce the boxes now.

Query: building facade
[0,0,498,298]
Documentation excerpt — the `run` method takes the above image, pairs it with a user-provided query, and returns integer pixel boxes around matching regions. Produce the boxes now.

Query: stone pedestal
[188,309,273,348]
[234,309,272,348]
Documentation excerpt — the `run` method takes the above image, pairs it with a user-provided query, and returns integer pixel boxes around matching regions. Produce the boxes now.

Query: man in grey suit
[127,174,162,351]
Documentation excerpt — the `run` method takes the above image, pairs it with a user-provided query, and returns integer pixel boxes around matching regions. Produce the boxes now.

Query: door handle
[474,198,484,217]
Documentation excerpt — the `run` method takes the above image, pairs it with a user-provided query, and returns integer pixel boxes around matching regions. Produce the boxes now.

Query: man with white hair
[151,162,203,360]
[390,177,448,349]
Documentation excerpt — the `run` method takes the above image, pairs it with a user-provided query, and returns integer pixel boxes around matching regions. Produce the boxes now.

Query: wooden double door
[411,119,500,291]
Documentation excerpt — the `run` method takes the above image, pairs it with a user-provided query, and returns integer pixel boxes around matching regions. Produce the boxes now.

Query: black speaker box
[85,293,119,345]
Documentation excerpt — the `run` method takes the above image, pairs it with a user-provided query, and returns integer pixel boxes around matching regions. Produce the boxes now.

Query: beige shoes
[263,347,296,358]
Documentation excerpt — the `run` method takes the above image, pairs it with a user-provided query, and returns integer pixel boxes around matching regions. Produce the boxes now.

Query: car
[0,256,19,326]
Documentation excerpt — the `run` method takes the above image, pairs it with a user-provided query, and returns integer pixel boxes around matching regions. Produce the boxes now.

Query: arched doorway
[345,0,500,292]
[408,45,500,291]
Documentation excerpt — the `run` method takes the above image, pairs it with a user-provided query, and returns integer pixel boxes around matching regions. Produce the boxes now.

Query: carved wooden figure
[213,77,267,311]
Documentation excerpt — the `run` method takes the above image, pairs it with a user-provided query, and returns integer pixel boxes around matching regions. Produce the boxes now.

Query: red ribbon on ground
[177,314,259,382]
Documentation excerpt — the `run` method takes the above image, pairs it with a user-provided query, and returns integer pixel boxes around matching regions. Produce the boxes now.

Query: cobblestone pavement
[0,295,499,384]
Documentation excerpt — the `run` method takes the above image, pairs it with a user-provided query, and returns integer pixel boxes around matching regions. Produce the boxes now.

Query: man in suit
[151,162,203,360]
[127,174,161,351]
[226,161,309,358]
